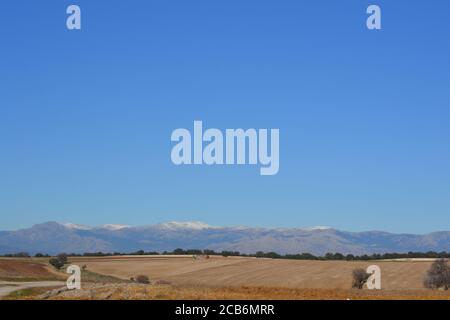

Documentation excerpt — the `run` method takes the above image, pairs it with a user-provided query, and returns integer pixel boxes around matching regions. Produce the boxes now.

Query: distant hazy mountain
[0,221,449,256]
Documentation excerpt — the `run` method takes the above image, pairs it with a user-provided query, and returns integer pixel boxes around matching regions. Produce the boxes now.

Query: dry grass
[3,286,61,300]
[39,283,450,300]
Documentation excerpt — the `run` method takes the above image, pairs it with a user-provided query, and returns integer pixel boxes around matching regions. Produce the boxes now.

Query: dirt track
[0,281,65,298]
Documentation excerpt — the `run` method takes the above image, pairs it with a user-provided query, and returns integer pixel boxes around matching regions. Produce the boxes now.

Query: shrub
[424,259,450,290]
[352,268,370,289]
[135,275,150,284]
[48,253,69,270]
[57,253,68,264]
[49,258,65,270]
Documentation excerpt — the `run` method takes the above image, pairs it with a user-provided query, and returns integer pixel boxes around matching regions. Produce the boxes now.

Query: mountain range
[0,221,449,256]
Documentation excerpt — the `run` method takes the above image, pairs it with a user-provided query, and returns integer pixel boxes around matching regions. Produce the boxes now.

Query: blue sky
[0,1,449,233]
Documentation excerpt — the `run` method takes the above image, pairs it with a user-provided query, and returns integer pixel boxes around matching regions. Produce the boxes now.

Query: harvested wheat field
[71,256,435,291]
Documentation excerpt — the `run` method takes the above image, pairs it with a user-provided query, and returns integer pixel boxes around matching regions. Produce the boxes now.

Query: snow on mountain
[101,224,131,231]
[158,221,218,230]
[64,223,130,231]
[305,226,332,231]
[64,223,93,231]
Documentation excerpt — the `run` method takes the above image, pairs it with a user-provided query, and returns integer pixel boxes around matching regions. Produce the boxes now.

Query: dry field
[36,283,450,300]
[0,258,63,281]
[71,255,434,291]
[2,256,450,300]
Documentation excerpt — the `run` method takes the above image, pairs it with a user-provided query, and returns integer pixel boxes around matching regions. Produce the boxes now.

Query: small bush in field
[49,258,65,270]
[424,259,450,290]
[57,253,68,264]
[135,275,150,284]
[352,268,370,289]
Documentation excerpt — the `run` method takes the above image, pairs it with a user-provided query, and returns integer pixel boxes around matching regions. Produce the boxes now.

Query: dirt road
[0,281,65,298]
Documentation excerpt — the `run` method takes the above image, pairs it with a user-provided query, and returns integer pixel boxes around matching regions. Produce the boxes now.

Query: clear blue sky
[0,1,449,233]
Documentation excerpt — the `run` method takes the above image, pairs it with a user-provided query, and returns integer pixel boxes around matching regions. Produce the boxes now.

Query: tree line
[2,249,450,260]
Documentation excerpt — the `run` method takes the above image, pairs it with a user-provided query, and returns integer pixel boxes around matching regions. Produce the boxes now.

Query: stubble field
[71,255,433,290]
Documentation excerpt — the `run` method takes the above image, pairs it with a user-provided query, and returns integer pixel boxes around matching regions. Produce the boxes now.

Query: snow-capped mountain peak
[101,224,130,231]
[158,221,216,230]
[64,223,93,231]
[306,226,332,231]
[64,223,130,231]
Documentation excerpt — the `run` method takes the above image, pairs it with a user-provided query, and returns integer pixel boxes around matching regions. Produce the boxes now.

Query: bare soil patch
[0,259,61,281]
